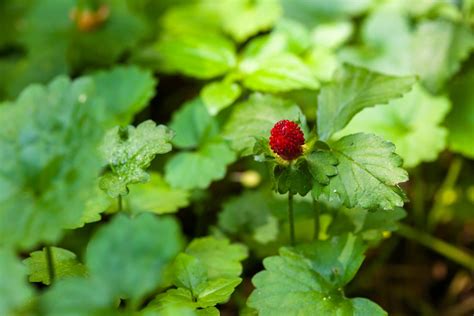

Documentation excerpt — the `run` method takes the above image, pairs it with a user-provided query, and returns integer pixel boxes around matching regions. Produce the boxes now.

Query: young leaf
[23,247,87,285]
[164,141,236,190]
[316,133,408,211]
[155,33,236,79]
[317,64,416,140]
[195,277,242,308]
[86,214,183,303]
[305,150,339,185]
[247,234,387,315]
[185,237,248,279]
[336,84,451,167]
[127,172,190,215]
[201,80,242,115]
[0,249,33,316]
[241,53,319,92]
[169,98,219,149]
[91,66,157,126]
[0,77,104,249]
[223,93,304,155]
[99,120,174,197]
[446,68,474,158]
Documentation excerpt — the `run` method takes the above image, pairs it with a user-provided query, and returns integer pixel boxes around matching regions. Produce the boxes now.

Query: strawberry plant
[1,0,474,315]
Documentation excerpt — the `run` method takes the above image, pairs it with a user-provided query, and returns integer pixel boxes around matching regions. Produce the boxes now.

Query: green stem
[45,246,56,285]
[118,195,123,212]
[288,192,295,246]
[397,223,474,270]
[427,157,463,230]
[313,197,320,241]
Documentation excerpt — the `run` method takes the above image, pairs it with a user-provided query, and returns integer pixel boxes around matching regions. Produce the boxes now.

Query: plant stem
[313,197,320,241]
[397,223,474,270]
[427,157,463,230]
[45,246,56,285]
[288,192,295,246]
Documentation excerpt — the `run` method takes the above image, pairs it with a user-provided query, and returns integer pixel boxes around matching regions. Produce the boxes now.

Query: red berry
[269,120,305,161]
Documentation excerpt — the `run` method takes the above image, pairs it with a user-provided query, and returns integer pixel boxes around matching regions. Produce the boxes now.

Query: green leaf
[328,207,407,241]
[336,84,451,167]
[317,64,416,140]
[40,277,117,316]
[241,53,319,92]
[0,76,104,249]
[86,213,182,303]
[195,277,242,308]
[306,149,339,185]
[99,120,174,197]
[248,234,386,315]
[274,161,313,196]
[91,66,157,126]
[164,141,236,190]
[316,133,408,210]
[201,80,242,115]
[0,249,33,316]
[311,21,353,49]
[219,0,282,42]
[173,253,207,295]
[412,20,474,93]
[218,190,279,243]
[23,247,87,285]
[445,68,474,158]
[155,33,236,79]
[127,172,190,215]
[185,237,248,279]
[223,93,304,155]
[169,98,218,149]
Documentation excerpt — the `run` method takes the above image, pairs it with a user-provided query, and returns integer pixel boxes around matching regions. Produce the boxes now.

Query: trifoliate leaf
[74,185,112,228]
[219,0,282,42]
[23,247,87,285]
[316,133,408,210]
[40,277,117,316]
[201,80,242,115]
[317,64,416,140]
[164,141,236,190]
[412,20,474,93]
[91,66,157,126]
[173,253,207,295]
[0,249,33,316]
[99,120,174,197]
[241,53,319,92]
[185,237,248,279]
[195,277,242,308]
[248,234,386,315]
[305,150,339,185]
[274,161,313,196]
[336,84,451,167]
[155,33,236,79]
[169,98,218,149]
[86,214,183,303]
[0,76,104,249]
[127,172,190,215]
[446,68,474,158]
[328,207,407,241]
[223,93,304,155]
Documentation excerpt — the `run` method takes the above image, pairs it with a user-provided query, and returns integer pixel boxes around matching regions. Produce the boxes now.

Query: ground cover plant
[1,0,474,315]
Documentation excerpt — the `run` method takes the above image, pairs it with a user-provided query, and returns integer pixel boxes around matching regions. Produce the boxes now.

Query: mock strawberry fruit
[269,120,305,161]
